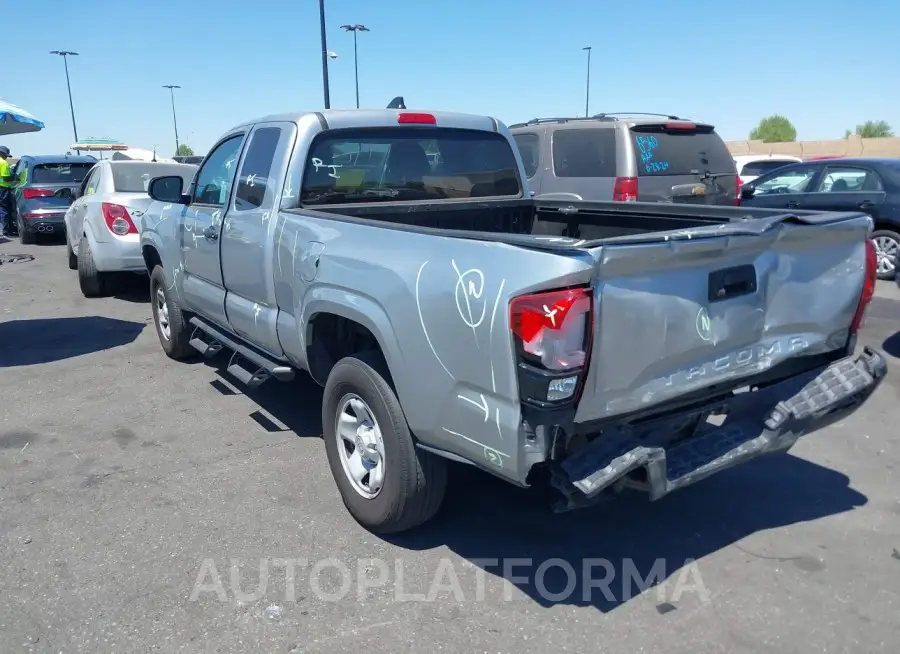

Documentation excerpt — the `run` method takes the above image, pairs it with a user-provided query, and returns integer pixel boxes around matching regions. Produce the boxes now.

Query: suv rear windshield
[31,163,93,184]
[630,125,734,176]
[739,160,797,177]
[301,128,522,205]
[112,163,196,193]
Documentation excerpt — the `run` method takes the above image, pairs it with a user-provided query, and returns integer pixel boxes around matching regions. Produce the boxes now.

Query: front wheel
[149,265,195,360]
[322,353,448,534]
[872,229,900,280]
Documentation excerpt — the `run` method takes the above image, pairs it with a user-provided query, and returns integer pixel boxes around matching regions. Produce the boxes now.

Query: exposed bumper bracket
[550,347,887,511]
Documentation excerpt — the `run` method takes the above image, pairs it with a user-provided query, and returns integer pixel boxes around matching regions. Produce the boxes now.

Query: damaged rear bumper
[551,346,887,510]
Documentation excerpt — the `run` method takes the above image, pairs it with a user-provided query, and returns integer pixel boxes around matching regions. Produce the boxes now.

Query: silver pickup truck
[140,107,886,534]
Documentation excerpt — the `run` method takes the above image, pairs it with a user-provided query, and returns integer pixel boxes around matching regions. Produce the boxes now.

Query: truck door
[181,133,246,327]
[220,121,297,357]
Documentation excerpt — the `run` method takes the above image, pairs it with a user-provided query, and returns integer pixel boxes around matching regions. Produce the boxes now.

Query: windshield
[301,128,522,205]
[31,163,93,184]
[630,125,734,176]
[112,163,197,193]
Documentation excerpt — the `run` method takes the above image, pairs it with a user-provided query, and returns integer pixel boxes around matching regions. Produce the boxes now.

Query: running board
[188,317,295,386]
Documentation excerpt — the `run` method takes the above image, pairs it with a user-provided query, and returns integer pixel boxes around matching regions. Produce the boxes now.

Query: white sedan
[64,160,197,297]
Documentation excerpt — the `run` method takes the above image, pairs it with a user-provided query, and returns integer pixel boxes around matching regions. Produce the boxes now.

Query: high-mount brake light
[397,112,436,125]
[23,188,54,200]
[101,202,138,236]
[664,122,696,130]
[850,239,877,334]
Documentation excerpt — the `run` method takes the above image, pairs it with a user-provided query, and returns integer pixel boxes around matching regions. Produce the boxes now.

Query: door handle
[786,201,800,208]
[203,226,218,241]
[859,200,875,209]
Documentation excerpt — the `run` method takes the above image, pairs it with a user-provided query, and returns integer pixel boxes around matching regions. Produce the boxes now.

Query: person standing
[0,145,18,236]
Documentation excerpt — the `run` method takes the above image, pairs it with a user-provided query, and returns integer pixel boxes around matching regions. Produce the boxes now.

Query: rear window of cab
[300,128,522,205]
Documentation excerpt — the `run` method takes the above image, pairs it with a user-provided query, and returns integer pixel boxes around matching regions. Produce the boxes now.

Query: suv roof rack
[592,112,683,120]
[508,112,687,129]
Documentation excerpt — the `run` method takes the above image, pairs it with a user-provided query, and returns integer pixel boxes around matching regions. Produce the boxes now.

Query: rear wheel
[322,352,448,534]
[66,241,78,270]
[872,229,900,280]
[19,227,35,245]
[149,265,195,360]
[77,237,109,297]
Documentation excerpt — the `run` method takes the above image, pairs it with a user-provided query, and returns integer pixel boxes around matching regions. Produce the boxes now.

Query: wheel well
[873,222,900,236]
[142,245,162,274]
[306,313,389,386]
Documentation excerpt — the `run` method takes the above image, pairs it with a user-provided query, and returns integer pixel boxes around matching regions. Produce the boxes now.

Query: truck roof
[226,109,502,134]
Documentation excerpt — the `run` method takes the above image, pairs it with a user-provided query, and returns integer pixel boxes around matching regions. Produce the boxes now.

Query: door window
[512,133,540,178]
[234,127,282,211]
[551,128,617,177]
[739,160,799,177]
[84,167,101,196]
[814,166,882,192]
[192,135,245,206]
[754,165,818,194]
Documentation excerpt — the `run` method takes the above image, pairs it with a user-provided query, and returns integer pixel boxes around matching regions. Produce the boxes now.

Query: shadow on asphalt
[0,316,146,366]
[110,273,151,304]
[881,331,900,358]
[383,453,867,613]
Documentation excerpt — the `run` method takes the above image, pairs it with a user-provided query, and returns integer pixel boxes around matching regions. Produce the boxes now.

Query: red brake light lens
[613,176,638,202]
[664,122,696,130]
[735,174,743,206]
[850,239,877,334]
[101,202,138,236]
[23,188,55,200]
[510,288,592,371]
[397,112,436,125]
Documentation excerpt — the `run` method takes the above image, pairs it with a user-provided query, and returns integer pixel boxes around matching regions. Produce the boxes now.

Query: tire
[77,237,110,297]
[19,227,35,245]
[322,352,448,534]
[872,229,900,280]
[66,241,78,270]
[149,265,195,360]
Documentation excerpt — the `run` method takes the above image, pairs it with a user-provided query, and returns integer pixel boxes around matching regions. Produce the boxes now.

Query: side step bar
[188,316,295,387]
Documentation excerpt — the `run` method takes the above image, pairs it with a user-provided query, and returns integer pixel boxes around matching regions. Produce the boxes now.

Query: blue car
[11,154,97,244]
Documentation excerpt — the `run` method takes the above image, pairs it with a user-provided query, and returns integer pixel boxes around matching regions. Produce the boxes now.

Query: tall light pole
[582,46,592,118]
[340,24,369,109]
[318,0,331,108]
[163,85,181,155]
[50,50,80,153]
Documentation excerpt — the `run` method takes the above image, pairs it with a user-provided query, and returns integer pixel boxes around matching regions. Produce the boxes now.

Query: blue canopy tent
[0,99,45,136]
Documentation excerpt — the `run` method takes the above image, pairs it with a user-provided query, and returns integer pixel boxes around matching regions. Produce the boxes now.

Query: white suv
[734,154,802,184]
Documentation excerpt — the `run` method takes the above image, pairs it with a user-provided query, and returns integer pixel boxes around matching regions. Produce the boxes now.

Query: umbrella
[70,137,129,151]
[0,99,45,136]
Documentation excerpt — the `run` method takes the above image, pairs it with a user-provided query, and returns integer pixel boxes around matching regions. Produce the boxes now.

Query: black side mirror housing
[740,185,755,200]
[148,175,190,205]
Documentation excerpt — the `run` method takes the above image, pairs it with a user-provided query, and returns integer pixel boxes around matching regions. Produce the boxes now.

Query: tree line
[748,115,894,142]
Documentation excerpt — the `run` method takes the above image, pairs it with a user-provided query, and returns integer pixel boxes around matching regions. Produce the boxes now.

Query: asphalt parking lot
[1,236,899,653]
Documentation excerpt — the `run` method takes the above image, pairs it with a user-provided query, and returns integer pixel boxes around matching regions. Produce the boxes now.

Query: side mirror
[740,185,755,200]
[148,175,190,205]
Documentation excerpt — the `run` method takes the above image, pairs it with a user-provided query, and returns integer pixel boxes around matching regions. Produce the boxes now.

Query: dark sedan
[10,154,97,244]
[740,157,900,279]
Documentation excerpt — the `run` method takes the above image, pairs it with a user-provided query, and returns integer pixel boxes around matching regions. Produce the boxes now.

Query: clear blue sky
[4,0,898,157]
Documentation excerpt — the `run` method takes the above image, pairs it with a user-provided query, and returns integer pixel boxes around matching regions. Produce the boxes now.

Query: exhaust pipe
[35,225,55,233]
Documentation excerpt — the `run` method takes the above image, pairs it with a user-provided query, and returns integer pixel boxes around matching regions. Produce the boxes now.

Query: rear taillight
[735,175,742,206]
[23,188,54,200]
[101,202,138,236]
[510,287,592,402]
[613,176,638,202]
[850,239,877,335]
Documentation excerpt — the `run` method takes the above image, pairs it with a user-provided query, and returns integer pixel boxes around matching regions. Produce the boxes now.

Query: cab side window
[234,127,282,211]
[513,133,540,179]
[192,135,245,206]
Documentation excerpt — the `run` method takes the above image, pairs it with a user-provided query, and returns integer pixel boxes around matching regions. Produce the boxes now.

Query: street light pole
[163,85,181,155]
[582,46,592,118]
[340,24,370,109]
[318,0,331,108]
[50,50,80,153]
